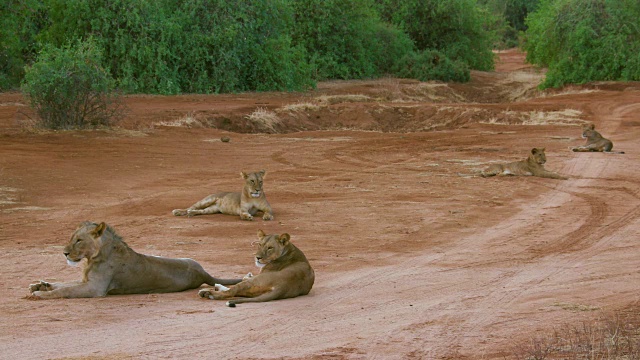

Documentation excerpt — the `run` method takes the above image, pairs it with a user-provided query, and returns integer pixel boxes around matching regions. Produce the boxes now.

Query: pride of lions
[28,123,621,306]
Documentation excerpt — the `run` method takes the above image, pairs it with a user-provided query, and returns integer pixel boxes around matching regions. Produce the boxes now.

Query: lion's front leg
[29,281,107,299]
[239,211,254,221]
[261,205,274,221]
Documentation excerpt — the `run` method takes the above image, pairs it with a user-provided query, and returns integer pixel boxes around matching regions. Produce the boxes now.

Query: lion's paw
[262,213,273,221]
[29,281,52,293]
[240,213,254,221]
[172,209,187,216]
[198,289,215,300]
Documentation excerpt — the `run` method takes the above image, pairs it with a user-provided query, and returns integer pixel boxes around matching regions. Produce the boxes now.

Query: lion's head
[241,170,266,198]
[254,230,290,268]
[63,222,107,266]
[529,147,547,165]
[581,124,599,140]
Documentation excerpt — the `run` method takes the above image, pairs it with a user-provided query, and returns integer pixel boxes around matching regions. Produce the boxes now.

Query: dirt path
[1,50,639,359]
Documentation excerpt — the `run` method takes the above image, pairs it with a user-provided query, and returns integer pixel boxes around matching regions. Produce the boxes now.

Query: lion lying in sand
[173,170,273,221]
[481,147,568,180]
[198,230,314,307]
[571,123,624,153]
[28,222,242,299]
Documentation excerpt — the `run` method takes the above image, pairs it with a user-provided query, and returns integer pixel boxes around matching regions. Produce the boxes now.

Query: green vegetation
[525,0,640,88]
[6,0,640,94]
[290,0,414,80]
[393,49,470,82]
[21,39,124,129]
[378,0,497,71]
[2,0,506,94]
[480,0,541,48]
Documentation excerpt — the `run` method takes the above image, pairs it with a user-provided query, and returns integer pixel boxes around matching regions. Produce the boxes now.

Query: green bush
[525,0,640,88]
[37,0,314,94]
[378,0,497,71]
[290,0,414,80]
[0,0,44,90]
[21,39,123,129]
[393,49,471,82]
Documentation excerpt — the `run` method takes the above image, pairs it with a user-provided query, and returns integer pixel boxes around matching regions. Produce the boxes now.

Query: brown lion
[571,124,624,153]
[481,147,568,180]
[172,170,273,221]
[28,222,242,299]
[198,230,314,307]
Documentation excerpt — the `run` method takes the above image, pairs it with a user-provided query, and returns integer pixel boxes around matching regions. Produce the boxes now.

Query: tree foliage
[37,0,313,94]
[479,0,541,48]
[3,0,508,93]
[290,0,415,80]
[377,0,497,71]
[525,0,640,88]
[0,0,46,90]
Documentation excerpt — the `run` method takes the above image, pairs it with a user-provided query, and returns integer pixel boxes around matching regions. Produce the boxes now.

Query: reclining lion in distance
[28,222,242,299]
[173,170,273,221]
[198,230,314,307]
[481,147,568,180]
[571,123,624,153]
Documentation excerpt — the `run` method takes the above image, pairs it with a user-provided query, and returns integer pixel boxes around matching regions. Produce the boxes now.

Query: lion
[198,230,314,307]
[571,124,624,153]
[481,147,568,180]
[172,170,273,221]
[28,222,242,299]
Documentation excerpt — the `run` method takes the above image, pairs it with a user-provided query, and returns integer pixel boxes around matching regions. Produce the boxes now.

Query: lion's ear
[588,123,595,130]
[258,169,266,178]
[541,147,546,152]
[92,222,106,238]
[531,148,539,154]
[278,233,290,246]
[257,229,266,239]
[241,171,248,179]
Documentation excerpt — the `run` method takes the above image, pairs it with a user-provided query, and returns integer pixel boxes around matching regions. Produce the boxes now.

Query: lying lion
[481,147,568,180]
[198,230,315,307]
[28,222,242,299]
[173,170,273,221]
[571,124,624,153]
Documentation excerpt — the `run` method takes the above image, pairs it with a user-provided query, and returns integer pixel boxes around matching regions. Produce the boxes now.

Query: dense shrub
[290,0,414,80]
[0,0,45,90]
[21,39,124,129]
[377,0,497,71]
[393,50,471,82]
[525,0,640,88]
[38,0,314,94]
[3,0,509,93]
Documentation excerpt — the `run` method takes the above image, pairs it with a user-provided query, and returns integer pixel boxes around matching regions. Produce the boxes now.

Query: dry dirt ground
[1,49,639,359]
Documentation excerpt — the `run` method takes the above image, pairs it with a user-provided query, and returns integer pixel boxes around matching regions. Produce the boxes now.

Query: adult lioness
[172,170,273,221]
[28,222,242,299]
[198,230,314,307]
[571,124,624,153]
[481,147,568,180]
